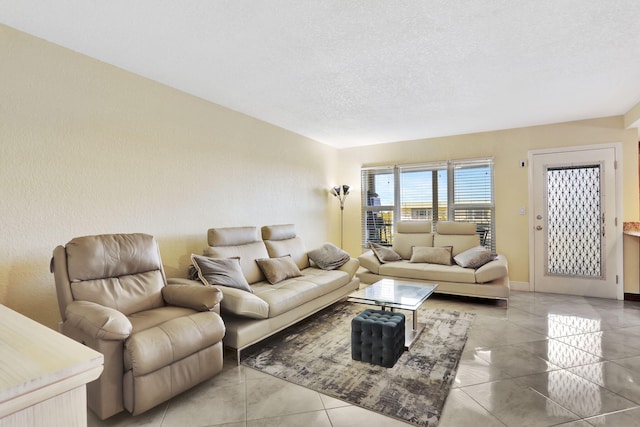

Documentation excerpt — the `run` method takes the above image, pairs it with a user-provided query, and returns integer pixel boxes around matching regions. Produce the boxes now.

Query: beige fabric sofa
[172,224,360,359]
[357,221,509,301]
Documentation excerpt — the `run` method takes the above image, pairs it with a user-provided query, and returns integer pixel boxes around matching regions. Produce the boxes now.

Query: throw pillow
[190,254,253,293]
[410,246,453,265]
[187,264,199,280]
[454,246,497,269]
[370,242,402,263]
[256,255,303,284]
[308,243,350,270]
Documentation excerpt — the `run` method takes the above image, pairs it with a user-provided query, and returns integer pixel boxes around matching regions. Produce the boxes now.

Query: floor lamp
[331,185,350,248]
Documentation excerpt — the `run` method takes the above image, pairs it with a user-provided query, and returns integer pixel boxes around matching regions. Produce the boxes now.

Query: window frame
[361,166,395,246]
[361,158,495,251]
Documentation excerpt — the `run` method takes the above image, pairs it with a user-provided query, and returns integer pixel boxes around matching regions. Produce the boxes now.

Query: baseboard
[624,293,640,301]
[512,283,637,298]
[509,281,530,292]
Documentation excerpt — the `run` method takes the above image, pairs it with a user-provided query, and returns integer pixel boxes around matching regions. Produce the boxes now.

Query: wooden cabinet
[0,305,103,427]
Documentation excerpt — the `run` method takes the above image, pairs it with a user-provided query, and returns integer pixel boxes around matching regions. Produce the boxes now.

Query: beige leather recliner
[51,233,225,420]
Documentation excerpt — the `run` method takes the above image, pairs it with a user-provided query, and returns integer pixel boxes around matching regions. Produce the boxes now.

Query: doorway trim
[527,143,624,299]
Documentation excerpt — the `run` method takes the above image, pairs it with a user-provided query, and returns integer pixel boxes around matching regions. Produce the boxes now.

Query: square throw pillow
[370,242,402,263]
[308,243,350,270]
[256,255,303,284]
[454,246,497,269]
[410,246,453,265]
[191,254,253,293]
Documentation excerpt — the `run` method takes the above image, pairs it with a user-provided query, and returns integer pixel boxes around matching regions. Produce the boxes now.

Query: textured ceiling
[2,1,640,148]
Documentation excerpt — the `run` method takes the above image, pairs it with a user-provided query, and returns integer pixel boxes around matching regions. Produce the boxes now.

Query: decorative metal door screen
[544,163,604,279]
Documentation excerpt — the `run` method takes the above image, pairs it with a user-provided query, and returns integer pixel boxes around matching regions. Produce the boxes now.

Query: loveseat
[172,224,360,359]
[357,221,509,301]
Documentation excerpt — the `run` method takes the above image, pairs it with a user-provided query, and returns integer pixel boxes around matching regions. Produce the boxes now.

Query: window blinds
[361,158,495,251]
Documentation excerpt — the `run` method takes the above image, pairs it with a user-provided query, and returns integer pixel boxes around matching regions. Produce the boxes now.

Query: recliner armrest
[162,284,223,311]
[65,300,132,341]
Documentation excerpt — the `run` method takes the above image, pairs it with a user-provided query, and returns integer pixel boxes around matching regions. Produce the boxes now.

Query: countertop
[624,222,640,237]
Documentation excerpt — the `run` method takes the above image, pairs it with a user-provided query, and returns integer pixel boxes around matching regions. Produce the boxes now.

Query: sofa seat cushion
[124,311,225,376]
[128,306,198,334]
[251,268,351,317]
[379,260,477,284]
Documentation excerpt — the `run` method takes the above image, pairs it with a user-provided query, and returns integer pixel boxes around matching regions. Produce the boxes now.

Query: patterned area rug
[242,301,475,426]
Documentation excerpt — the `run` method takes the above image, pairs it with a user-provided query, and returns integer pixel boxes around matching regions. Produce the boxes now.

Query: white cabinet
[0,305,103,427]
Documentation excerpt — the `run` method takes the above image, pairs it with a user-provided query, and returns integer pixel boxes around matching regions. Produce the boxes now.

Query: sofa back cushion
[434,221,480,256]
[205,226,269,284]
[65,233,166,315]
[261,224,310,270]
[392,221,434,260]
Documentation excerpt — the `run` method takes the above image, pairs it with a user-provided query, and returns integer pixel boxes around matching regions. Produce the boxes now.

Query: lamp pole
[331,185,350,248]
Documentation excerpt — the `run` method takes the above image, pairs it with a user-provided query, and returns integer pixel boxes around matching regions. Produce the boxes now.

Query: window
[361,166,394,246]
[398,162,448,222]
[361,158,495,251]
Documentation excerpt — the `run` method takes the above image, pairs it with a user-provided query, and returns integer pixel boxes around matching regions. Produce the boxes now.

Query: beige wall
[338,118,639,290]
[625,100,640,128]
[0,25,340,329]
[2,25,639,330]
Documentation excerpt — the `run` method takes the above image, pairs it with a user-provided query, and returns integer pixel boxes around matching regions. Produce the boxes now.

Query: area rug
[241,302,475,426]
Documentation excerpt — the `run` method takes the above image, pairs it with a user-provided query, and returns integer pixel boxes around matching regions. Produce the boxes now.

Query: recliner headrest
[65,233,161,282]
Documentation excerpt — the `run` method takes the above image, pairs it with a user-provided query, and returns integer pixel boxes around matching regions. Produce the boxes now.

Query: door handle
[536,225,543,231]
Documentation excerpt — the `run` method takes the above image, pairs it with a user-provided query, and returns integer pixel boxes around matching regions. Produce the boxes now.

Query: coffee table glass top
[348,278,438,311]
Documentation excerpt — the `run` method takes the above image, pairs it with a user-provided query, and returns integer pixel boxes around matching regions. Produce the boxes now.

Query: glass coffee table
[348,278,438,349]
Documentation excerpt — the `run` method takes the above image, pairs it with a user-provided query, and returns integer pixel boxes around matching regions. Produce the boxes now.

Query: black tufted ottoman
[351,309,405,368]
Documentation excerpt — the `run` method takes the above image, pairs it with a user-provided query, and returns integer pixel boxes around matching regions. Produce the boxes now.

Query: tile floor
[88,291,640,427]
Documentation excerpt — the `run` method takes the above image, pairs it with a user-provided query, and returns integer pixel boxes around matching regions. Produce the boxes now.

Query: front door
[530,145,620,299]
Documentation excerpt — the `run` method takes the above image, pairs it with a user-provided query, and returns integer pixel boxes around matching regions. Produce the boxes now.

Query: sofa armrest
[167,278,268,319]
[475,254,509,284]
[213,285,270,319]
[338,258,360,279]
[65,300,132,341]
[358,251,381,274]
[162,284,223,311]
